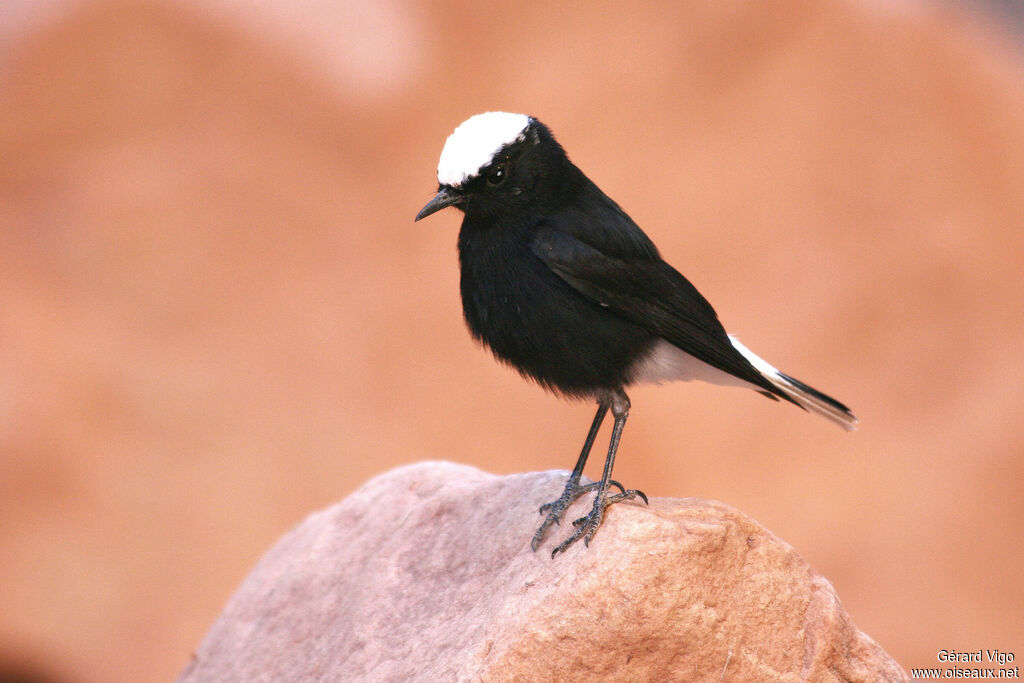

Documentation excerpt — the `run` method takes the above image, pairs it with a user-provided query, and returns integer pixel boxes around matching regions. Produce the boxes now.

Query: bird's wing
[530,224,789,399]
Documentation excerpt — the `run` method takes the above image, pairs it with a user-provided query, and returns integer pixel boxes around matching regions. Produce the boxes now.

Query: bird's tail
[729,336,858,431]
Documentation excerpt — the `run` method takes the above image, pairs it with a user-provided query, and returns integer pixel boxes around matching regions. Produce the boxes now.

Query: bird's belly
[629,338,759,389]
[460,255,651,396]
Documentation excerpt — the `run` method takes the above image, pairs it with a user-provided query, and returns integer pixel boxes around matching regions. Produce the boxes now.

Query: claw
[607,488,648,505]
[540,484,647,557]
[533,479,593,551]
[533,476,632,551]
[537,480,611,518]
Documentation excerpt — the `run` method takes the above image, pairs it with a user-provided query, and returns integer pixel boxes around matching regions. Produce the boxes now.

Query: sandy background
[2,1,1023,680]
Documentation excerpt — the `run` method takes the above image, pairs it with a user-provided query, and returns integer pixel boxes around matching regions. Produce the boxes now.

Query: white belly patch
[629,338,760,389]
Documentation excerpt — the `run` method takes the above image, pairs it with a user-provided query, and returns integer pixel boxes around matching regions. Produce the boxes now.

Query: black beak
[415,187,461,221]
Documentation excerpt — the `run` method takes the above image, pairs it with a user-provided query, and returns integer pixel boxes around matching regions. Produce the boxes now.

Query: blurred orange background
[2,1,1023,680]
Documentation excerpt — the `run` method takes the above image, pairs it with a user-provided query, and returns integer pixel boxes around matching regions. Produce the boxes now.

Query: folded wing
[530,225,792,402]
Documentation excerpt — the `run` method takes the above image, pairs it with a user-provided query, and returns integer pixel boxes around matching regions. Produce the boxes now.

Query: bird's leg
[550,390,648,558]
[531,402,625,551]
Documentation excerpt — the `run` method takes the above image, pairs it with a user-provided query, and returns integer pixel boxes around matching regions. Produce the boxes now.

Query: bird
[415,112,857,557]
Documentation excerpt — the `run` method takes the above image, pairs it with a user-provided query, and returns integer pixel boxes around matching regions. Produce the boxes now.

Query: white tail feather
[729,336,858,431]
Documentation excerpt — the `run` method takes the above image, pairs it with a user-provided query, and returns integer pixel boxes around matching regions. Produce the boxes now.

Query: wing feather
[530,225,793,402]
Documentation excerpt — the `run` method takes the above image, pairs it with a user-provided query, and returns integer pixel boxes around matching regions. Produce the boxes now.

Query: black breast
[457,219,653,397]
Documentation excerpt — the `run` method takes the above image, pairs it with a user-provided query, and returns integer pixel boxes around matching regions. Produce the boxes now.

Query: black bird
[415,112,857,557]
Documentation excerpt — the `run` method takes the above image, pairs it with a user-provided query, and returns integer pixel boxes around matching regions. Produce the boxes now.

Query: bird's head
[414,112,569,222]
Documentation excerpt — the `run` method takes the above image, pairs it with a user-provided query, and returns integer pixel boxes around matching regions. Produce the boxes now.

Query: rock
[178,462,907,681]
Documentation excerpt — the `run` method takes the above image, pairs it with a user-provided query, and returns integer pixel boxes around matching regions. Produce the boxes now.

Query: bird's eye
[486,164,507,186]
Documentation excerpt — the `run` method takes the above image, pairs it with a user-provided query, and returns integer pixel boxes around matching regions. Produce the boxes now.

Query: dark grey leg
[531,402,617,551]
[549,389,647,557]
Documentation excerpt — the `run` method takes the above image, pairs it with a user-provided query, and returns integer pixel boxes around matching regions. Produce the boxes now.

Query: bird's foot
[548,487,648,558]
[532,477,648,557]
[531,479,625,552]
